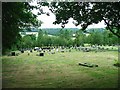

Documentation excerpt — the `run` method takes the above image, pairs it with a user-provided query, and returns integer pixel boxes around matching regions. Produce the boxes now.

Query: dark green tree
[107,31,118,45]
[102,30,109,45]
[2,2,38,54]
[58,29,73,46]
[90,31,103,45]
[22,35,33,48]
[74,30,85,46]
[37,29,44,46]
[29,34,37,47]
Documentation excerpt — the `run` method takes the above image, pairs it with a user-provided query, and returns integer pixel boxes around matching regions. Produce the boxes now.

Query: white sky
[30,1,106,29]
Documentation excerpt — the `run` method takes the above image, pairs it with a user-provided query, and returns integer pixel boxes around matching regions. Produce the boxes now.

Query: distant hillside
[41,28,80,35]
[85,28,106,33]
[41,28,106,35]
[21,28,106,35]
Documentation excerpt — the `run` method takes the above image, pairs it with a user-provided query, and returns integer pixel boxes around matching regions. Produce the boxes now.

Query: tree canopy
[2,2,39,54]
[38,2,120,38]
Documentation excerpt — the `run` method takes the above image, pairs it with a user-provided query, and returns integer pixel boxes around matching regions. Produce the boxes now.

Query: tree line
[12,28,118,50]
[2,2,119,54]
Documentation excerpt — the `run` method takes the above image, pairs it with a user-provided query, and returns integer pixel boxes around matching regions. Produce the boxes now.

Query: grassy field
[2,49,119,88]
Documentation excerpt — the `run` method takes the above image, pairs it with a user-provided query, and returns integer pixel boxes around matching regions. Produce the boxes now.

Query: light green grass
[2,50,118,88]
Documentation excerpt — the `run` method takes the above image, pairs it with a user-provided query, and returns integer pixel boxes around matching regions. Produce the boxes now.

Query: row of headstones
[8,48,33,56]
[9,47,72,56]
[8,45,115,56]
[8,46,82,56]
[35,48,72,56]
[74,46,114,52]
[27,45,110,55]
[36,50,72,57]
[91,45,116,51]
[8,47,71,56]
[34,47,72,53]
[8,51,20,56]
[34,46,81,56]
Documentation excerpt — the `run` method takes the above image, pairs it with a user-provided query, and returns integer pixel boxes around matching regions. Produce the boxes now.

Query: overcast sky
[30,1,106,29]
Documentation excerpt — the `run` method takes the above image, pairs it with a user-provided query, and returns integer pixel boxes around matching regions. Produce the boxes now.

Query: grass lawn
[2,50,119,88]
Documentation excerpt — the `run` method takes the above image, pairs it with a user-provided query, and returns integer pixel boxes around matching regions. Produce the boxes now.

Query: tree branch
[103,18,120,38]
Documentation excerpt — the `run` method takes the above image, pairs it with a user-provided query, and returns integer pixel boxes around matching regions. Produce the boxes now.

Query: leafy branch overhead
[37,2,120,37]
[2,2,39,53]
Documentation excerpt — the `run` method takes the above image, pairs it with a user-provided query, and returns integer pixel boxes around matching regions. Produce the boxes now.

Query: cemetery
[2,2,119,88]
[2,24,119,88]
[2,45,119,88]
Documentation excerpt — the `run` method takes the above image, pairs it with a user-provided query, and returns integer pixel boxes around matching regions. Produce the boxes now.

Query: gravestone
[98,47,101,49]
[43,50,45,53]
[102,47,104,50]
[69,49,71,52]
[11,52,15,56]
[30,50,32,53]
[83,48,90,52]
[21,50,24,53]
[61,50,64,53]
[39,53,44,56]
[79,62,98,68]
[28,53,30,55]
[16,53,19,56]
[56,48,59,52]
[51,52,55,54]
[106,48,109,50]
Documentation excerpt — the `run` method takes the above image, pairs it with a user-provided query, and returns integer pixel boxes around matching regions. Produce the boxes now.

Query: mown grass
[2,50,118,88]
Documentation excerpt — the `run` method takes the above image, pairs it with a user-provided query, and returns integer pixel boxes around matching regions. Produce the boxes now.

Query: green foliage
[74,30,85,46]
[38,2,120,37]
[35,28,74,47]
[37,29,44,46]
[90,31,103,45]
[22,35,32,48]
[20,28,118,48]
[2,2,39,54]
[59,29,72,39]
[84,29,118,46]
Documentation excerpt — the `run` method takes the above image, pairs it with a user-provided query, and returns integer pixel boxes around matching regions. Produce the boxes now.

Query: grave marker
[30,50,32,53]
[21,50,24,53]
[11,52,15,56]
[39,53,44,56]
[79,62,98,68]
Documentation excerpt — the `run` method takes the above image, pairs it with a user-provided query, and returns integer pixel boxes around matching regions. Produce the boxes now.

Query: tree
[2,2,39,54]
[107,31,118,45]
[74,30,85,46]
[102,30,109,45]
[38,2,120,37]
[90,31,103,45]
[59,29,71,39]
[37,29,44,46]
[29,34,37,47]
[21,35,36,48]
[84,29,118,46]
[58,29,73,46]
[21,35,33,48]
